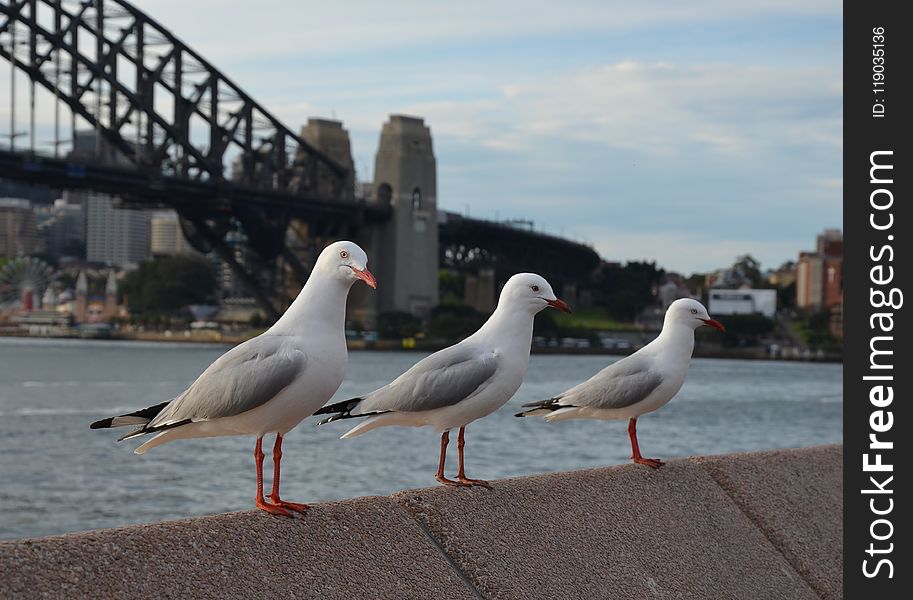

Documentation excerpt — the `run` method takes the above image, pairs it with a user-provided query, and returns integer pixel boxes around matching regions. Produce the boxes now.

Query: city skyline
[132,0,842,274]
[0,2,843,274]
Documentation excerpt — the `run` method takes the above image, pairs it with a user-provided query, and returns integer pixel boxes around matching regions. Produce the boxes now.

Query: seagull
[516,298,725,469]
[90,241,376,516]
[315,273,571,487]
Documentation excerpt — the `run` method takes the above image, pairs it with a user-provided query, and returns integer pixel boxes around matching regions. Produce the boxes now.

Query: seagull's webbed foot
[436,474,465,487]
[256,497,293,517]
[271,498,310,513]
[633,457,665,469]
[457,476,492,489]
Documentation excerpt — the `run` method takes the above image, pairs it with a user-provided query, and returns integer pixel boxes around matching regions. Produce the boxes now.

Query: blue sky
[24,1,846,274]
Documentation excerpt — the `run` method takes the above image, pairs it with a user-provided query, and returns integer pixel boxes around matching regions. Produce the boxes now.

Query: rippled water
[0,337,842,539]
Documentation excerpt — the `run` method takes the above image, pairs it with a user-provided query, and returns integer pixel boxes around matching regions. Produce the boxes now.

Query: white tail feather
[134,431,172,454]
[340,412,425,439]
[544,407,587,422]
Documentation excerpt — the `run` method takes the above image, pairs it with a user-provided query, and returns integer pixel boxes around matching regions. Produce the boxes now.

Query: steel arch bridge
[0,0,349,194]
[1,0,604,320]
[0,0,390,317]
[438,212,601,293]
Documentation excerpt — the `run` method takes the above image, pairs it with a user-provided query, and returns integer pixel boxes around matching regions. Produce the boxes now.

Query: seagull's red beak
[546,298,572,313]
[352,267,377,289]
[701,318,726,332]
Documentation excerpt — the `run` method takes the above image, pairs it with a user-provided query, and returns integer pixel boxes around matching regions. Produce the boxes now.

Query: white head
[665,298,725,331]
[497,273,571,314]
[313,241,377,289]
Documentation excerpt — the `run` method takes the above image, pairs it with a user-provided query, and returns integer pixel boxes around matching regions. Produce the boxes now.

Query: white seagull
[516,298,725,468]
[315,273,570,487]
[91,241,376,516]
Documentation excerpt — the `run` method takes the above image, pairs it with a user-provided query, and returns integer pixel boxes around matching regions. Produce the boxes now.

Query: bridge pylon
[366,115,439,321]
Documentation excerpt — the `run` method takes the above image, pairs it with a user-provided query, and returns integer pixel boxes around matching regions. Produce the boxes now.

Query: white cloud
[139,1,840,61]
[397,61,841,162]
[580,230,809,274]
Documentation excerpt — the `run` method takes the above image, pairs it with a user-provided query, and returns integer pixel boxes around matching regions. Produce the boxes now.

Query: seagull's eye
[531,285,540,292]
[690,309,698,314]
[339,250,349,259]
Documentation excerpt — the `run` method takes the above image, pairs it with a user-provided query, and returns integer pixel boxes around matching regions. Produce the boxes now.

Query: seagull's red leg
[435,431,461,486]
[268,434,309,513]
[456,427,491,488]
[628,417,664,469]
[254,436,291,516]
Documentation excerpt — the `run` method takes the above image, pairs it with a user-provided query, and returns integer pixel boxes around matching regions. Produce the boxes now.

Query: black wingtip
[316,414,340,426]
[517,398,562,414]
[89,400,172,431]
[314,397,362,416]
[521,397,558,409]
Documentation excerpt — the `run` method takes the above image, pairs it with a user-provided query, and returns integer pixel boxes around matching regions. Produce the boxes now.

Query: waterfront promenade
[0,445,841,599]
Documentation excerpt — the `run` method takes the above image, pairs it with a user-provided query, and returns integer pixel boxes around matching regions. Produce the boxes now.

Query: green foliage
[549,309,641,332]
[533,310,561,339]
[56,271,76,291]
[710,314,775,347]
[593,261,665,321]
[426,304,486,342]
[794,309,842,352]
[121,256,217,313]
[733,254,763,287]
[438,270,465,305]
[777,281,796,310]
[377,311,422,339]
[533,310,600,344]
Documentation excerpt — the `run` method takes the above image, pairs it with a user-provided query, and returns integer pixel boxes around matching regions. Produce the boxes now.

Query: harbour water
[0,337,842,540]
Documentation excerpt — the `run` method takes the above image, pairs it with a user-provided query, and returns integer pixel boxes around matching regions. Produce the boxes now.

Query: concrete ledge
[0,498,477,600]
[1,445,841,599]
[696,445,843,600]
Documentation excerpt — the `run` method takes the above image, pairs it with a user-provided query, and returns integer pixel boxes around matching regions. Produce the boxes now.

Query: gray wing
[358,344,499,413]
[558,354,662,410]
[150,335,306,426]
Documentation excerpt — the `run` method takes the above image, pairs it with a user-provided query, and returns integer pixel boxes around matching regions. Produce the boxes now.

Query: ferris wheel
[0,257,56,309]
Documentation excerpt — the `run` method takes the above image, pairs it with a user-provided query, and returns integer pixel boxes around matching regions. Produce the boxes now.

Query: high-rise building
[150,211,196,256]
[35,199,86,259]
[796,229,842,310]
[816,228,843,257]
[65,130,151,267]
[85,195,151,266]
[0,198,44,257]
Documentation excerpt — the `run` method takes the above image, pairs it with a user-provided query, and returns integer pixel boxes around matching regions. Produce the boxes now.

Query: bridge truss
[0,0,383,317]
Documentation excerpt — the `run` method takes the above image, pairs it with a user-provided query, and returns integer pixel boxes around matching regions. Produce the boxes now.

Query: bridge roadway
[1,148,601,283]
[439,210,601,286]
[0,148,389,225]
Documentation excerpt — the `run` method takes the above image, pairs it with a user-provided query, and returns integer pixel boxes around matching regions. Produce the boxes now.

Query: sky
[8,1,844,275]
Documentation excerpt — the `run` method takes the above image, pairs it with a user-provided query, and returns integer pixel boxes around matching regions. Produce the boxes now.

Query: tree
[778,281,797,310]
[709,314,775,347]
[377,311,422,339]
[121,255,217,313]
[733,254,763,287]
[426,304,486,342]
[438,270,465,306]
[593,261,665,321]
